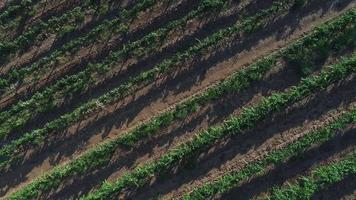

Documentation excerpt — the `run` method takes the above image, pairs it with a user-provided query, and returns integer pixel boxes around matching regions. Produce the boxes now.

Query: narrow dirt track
[0,0,106,65]
[0,0,193,110]
[0,0,133,74]
[234,125,356,200]
[1,0,355,199]
[149,77,356,200]
[0,0,257,146]
[1,2,354,198]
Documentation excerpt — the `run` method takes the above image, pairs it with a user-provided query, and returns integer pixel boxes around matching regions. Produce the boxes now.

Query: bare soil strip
[0,0,192,110]
[130,77,356,200]
[247,129,356,200]
[1,0,355,199]
[0,0,258,145]
[311,173,356,200]
[0,0,136,74]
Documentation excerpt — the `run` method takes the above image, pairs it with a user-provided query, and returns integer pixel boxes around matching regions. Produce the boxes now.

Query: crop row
[0,0,175,89]
[80,49,356,200]
[0,0,229,140]
[268,150,356,200]
[0,0,99,62]
[0,0,180,119]
[184,108,356,199]
[0,0,131,62]
[0,0,294,141]
[0,0,296,167]
[0,0,55,42]
[2,0,354,148]
[0,0,37,25]
[4,6,354,199]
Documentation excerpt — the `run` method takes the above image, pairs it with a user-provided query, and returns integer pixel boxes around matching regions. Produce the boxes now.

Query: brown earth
[0,0,129,74]
[0,0,192,110]
[245,124,356,200]
[0,0,355,199]
[130,75,356,200]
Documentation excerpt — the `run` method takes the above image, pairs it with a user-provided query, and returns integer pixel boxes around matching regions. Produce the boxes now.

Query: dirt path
[2,31,314,199]
[0,0,209,146]
[0,0,81,45]
[25,0,83,27]
[0,0,250,114]
[227,135,356,200]
[127,72,356,199]
[0,0,137,74]
[59,0,355,164]
[221,136,356,200]
[0,0,133,74]
[0,0,260,143]
[225,125,356,200]
[0,0,191,110]
[1,0,355,198]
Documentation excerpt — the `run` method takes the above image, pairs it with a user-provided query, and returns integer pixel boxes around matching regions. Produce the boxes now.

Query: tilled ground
[0,0,355,199]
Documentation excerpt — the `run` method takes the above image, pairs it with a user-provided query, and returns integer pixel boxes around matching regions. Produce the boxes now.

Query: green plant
[4,8,354,199]
[81,54,356,200]
[268,151,356,200]
[0,0,228,139]
[184,109,356,199]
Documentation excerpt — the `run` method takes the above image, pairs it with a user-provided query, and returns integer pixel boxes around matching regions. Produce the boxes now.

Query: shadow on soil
[219,126,356,200]
[0,0,354,198]
[128,77,356,200]
[311,173,356,200]
[0,0,202,143]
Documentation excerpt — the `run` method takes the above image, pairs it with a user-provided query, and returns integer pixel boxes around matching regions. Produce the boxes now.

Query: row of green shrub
[0,0,175,86]
[0,4,87,61]
[80,43,356,200]
[269,150,356,200]
[0,0,227,139]
[5,3,354,200]
[0,0,36,25]
[184,109,356,199]
[0,0,296,170]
